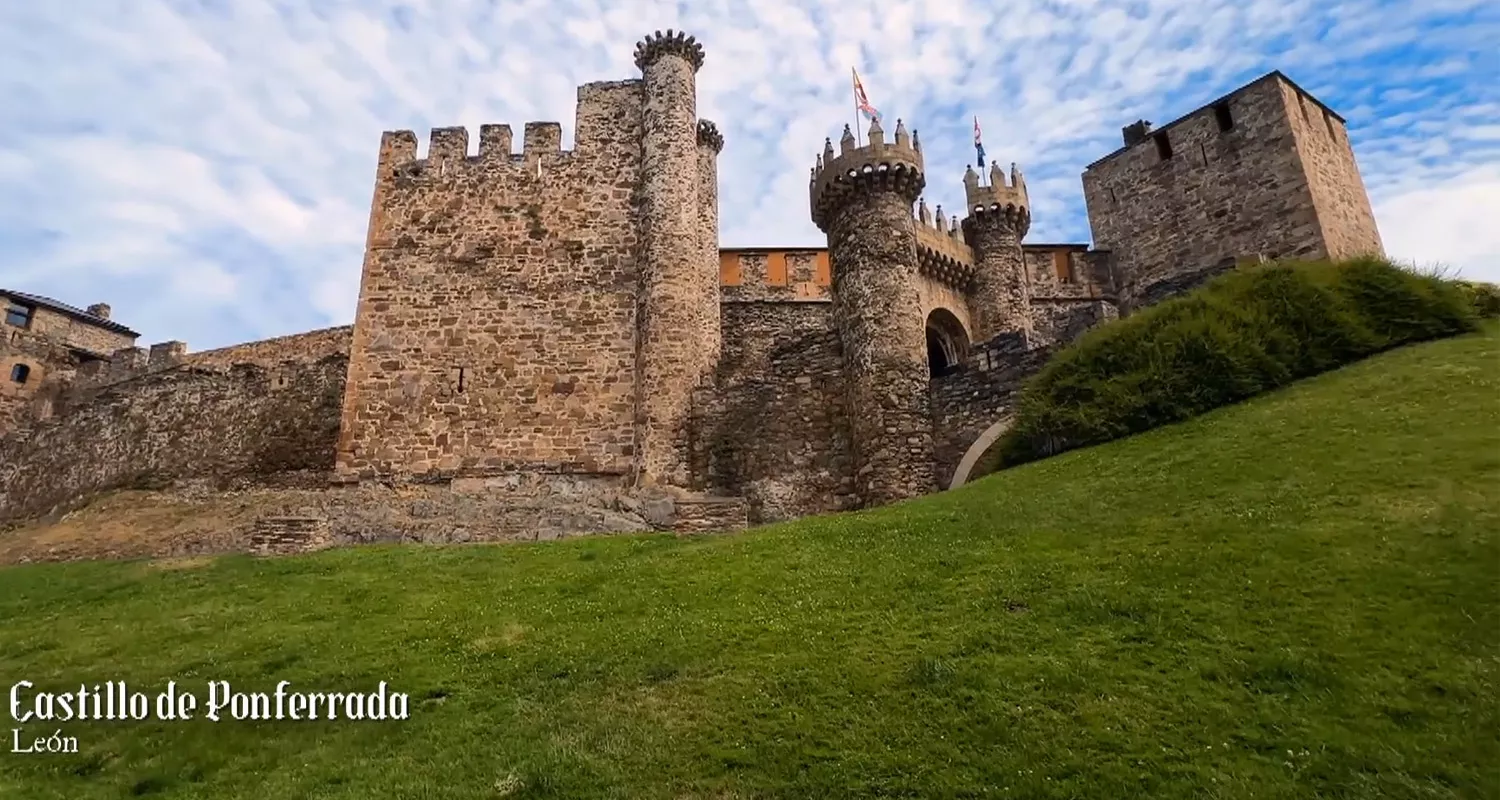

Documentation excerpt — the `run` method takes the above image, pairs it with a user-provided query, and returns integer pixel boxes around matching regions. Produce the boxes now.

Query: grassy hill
[1,325,1496,799]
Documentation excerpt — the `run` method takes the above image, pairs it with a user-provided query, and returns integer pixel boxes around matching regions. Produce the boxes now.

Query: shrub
[989,257,1479,469]
[1455,280,1500,318]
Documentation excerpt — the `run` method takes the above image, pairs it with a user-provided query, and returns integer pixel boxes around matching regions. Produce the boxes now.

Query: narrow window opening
[1322,110,1338,138]
[452,366,467,393]
[1213,102,1234,132]
[4,303,32,328]
[1153,131,1173,160]
[1200,142,1209,164]
[10,363,30,384]
[1107,187,1118,205]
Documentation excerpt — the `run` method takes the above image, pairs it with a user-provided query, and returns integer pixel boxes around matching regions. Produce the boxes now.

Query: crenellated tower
[810,117,937,506]
[633,30,712,489]
[961,161,1033,341]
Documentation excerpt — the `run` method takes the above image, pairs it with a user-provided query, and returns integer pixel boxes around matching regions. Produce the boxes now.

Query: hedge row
[987,257,1486,470]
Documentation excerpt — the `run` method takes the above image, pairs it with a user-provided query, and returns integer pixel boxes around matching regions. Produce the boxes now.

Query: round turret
[961,161,1034,341]
[807,117,937,507]
[810,117,925,232]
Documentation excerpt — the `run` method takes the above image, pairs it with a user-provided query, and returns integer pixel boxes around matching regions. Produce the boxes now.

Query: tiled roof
[2,289,140,336]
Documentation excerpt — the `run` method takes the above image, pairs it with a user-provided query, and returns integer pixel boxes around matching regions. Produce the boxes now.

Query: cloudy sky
[1,0,1496,350]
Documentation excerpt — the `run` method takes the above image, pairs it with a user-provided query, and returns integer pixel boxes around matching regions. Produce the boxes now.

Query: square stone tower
[1082,71,1384,308]
[335,31,722,486]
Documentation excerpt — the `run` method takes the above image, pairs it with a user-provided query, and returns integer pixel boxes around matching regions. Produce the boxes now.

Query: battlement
[370,80,648,183]
[634,29,705,72]
[697,120,724,153]
[964,161,1029,216]
[912,198,976,289]
[376,121,571,175]
[809,117,925,231]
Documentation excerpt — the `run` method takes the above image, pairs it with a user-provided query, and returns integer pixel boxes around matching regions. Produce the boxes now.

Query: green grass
[1,326,1498,799]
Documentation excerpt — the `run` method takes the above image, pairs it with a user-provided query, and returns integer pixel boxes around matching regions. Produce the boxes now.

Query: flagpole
[852,68,862,147]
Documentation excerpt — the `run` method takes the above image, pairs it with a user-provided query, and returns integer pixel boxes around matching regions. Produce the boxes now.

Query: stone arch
[949,418,1012,489]
[925,307,970,377]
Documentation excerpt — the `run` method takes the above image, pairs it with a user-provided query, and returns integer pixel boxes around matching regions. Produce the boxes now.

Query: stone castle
[0,31,1384,548]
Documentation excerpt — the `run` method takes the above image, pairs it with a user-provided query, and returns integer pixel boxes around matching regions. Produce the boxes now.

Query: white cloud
[0,0,1495,349]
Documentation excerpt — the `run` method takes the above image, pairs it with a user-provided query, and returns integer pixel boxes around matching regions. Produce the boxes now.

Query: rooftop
[2,289,140,337]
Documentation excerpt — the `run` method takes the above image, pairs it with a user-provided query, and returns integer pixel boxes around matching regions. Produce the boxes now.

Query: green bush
[1456,279,1500,318]
[989,257,1479,469]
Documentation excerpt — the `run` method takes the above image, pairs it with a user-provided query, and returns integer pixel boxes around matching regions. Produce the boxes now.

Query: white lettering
[206,681,230,721]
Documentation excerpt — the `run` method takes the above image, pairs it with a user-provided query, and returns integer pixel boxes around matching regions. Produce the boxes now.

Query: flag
[974,116,986,171]
[852,68,880,122]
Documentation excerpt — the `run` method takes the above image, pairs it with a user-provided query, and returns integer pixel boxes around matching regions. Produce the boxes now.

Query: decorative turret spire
[894,118,909,148]
[867,115,884,146]
[840,124,856,155]
[918,197,931,225]
[935,205,947,232]
[823,137,836,164]
[989,160,1004,188]
[964,165,980,193]
[912,129,921,151]
[1011,162,1026,191]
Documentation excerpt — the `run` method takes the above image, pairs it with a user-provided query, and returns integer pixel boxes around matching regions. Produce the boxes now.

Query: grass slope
[1,326,1497,799]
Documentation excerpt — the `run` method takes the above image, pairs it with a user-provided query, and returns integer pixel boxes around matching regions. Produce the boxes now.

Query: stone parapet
[810,118,925,231]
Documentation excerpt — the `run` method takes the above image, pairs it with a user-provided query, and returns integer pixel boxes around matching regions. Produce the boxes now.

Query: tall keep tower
[634,30,715,489]
[962,161,1033,341]
[811,118,937,506]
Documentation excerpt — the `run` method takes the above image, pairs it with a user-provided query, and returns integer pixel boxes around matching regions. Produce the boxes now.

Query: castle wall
[184,325,351,368]
[720,249,830,301]
[695,300,856,521]
[1282,86,1384,260]
[1082,74,1328,309]
[1029,300,1119,349]
[930,333,1055,489]
[336,81,646,481]
[0,356,346,525]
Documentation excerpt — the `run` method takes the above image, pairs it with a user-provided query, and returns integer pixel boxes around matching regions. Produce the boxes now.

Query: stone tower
[1082,71,1384,309]
[335,30,716,489]
[810,118,936,506]
[962,161,1033,341]
[633,30,717,489]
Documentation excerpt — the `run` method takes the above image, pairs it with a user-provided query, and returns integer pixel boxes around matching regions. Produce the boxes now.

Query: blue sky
[1,0,1496,350]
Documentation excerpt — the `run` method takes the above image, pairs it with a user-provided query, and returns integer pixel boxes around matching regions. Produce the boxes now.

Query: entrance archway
[925,308,970,378]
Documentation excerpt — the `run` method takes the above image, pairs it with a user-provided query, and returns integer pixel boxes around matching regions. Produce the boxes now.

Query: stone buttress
[810,118,937,506]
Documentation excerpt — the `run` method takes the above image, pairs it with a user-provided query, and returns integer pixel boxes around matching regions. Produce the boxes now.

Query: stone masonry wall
[4,303,137,357]
[826,193,937,506]
[1029,300,1119,349]
[930,333,1054,489]
[0,355,347,524]
[720,249,831,302]
[1282,85,1384,261]
[185,326,352,368]
[695,301,856,522]
[0,328,90,435]
[964,212,1033,341]
[336,81,646,481]
[635,38,710,488]
[1082,74,1328,309]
